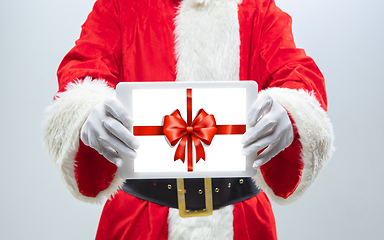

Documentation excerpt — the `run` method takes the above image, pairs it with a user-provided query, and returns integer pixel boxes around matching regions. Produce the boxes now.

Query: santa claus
[43,0,334,239]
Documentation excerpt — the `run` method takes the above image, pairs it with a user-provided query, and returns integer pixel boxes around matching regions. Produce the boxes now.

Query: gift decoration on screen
[133,89,246,172]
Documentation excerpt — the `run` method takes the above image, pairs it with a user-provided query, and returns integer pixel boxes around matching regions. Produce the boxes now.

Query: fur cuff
[43,77,124,204]
[255,88,334,205]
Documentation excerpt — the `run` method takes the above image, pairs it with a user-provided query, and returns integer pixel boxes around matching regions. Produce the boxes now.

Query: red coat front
[43,0,334,239]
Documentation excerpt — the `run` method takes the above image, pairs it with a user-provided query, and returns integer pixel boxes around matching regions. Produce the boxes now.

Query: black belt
[121,178,260,211]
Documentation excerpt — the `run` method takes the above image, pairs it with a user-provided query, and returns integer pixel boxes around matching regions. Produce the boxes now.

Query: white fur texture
[174,0,242,82]
[254,88,334,205]
[168,205,234,240]
[169,0,241,238]
[43,77,124,204]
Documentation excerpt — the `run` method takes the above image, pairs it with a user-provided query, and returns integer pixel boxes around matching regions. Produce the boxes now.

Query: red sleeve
[52,0,125,200]
[258,0,327,110]
[259,113,303,199]
[255,0,331,201]
[65,0,124,198]
[74,141,118,198]
[57,0,122,92]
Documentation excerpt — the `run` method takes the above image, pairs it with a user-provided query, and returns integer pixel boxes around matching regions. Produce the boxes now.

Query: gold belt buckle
[176,178,213,218]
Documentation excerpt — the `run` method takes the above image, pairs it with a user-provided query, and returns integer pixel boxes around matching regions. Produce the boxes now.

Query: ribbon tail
[192,135,205,163]
[174,137,187,163]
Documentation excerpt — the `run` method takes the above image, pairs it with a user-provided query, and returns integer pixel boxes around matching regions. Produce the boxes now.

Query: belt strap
[121,178,260,211]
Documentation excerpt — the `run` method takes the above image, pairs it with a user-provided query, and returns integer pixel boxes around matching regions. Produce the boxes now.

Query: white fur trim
[168,205,234,240]
[43,77,124,204]
[169,1,242,237]
[254,88,334,205]
[174,0,242,82]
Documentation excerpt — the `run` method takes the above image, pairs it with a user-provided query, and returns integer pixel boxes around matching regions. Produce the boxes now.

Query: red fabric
[56,0,329,237]
[62,0,327,200]
[96,190,276,240]
[57,0,178,93]
[260,114,303,199]
[238,0,327,111]
[96,190,169,240]
[74,141,117,197]
[233,192,277,240]
[238,0,325,199]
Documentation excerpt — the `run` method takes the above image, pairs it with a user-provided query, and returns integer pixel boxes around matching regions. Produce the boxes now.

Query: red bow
[163,109,217,171]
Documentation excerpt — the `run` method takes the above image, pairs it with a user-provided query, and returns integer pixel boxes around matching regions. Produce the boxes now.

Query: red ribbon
[163,107,217,171]
[133,88,246,172]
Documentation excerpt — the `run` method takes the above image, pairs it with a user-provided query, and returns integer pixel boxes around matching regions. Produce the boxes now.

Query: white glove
[241,93,294,168]
[80,98,140,167]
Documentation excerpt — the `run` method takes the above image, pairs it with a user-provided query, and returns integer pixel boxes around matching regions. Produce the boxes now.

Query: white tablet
[116,81,258,179]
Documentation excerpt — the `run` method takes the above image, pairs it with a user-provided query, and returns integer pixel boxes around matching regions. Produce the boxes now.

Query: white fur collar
[174,0,242,82]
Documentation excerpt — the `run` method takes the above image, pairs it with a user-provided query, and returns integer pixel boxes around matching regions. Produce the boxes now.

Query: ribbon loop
[163,108,217,170]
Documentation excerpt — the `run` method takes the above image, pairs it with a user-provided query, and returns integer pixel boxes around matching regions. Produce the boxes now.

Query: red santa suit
[43,0,334,239]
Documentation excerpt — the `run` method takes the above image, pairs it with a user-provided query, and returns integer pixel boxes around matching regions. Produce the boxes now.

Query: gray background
[1,0,383,239]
